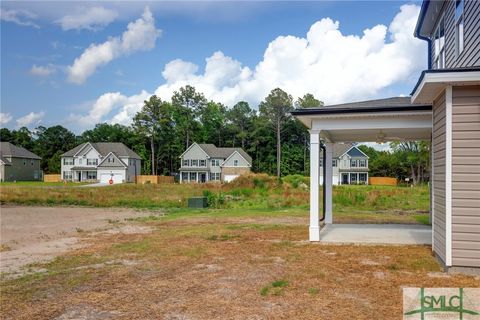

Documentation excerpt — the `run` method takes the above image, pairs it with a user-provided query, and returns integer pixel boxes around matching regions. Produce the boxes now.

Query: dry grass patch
[1,216,478,320]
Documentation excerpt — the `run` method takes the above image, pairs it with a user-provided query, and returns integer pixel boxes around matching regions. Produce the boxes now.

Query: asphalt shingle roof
[0,142,41,160]
[197,144,252,165]
[62,142,141,159]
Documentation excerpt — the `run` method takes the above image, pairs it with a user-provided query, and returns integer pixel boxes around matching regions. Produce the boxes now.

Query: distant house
[0,142,42,182]
[61,142,141,184]
[179,143,252,183]
[320,144,369,185]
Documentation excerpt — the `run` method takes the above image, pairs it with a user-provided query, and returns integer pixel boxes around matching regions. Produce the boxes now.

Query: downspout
[319,143,327,222]
[414,0,432,69]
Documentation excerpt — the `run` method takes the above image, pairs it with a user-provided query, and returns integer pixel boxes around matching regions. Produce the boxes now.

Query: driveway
[0,206,162,275]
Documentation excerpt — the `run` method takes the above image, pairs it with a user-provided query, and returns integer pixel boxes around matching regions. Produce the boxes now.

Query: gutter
[414,0,432,69]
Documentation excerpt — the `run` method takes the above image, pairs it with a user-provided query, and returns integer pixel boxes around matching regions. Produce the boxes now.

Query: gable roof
[330,144,368,159]
[62,142,141,159]
[221,150,252,167]
[0,142,41,160]
[97,152,127,168]
[197,143,252,165]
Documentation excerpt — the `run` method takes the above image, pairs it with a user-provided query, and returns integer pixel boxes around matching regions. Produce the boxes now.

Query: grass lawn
[0,174,430,224]
[1,213,477,319]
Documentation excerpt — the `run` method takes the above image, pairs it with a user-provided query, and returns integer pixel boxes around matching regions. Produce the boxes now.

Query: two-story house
[61,142,141,184]
[0,142,42,182]
[320,144,369,185]
[179,143,252,183]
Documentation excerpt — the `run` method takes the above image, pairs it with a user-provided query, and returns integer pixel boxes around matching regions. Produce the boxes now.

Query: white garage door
[224,175,239,183]
[100,173,123,184]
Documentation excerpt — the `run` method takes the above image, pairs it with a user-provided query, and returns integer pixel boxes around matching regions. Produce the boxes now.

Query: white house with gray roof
[320,143,369,185]
[179,143,252,183]
[0,142,42,182]
[61,142,141,184]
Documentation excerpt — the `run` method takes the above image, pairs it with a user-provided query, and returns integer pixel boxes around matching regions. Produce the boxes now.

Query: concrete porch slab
[319,224,432,245]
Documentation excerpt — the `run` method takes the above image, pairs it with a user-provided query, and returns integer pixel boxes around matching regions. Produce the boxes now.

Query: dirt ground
[1,207,479,320]
[0,206,160,275]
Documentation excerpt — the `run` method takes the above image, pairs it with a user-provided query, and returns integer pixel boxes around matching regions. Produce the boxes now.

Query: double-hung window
[234,160,238,166]
[332,160,337,167]
[183,159,189,166]
[87,159,98,166]
[211,159,220,166]
[199,160,206,167]
[350,159,357,167]
[191,159,198,166]
[63,158,74,165]
[455,0,464,57]
[433,16,445,69]
[359,159,366,167]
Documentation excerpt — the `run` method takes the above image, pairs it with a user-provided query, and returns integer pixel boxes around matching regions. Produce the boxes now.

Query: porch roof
[291,96,432,143]
[71,167,97,171]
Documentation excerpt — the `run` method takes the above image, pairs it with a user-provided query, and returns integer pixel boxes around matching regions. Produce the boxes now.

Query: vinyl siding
[451,86,480,267]
[432,91,447,264]
[430,0,480,69]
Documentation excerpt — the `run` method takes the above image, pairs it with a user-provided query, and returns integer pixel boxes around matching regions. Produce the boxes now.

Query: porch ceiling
[291,96,432,143]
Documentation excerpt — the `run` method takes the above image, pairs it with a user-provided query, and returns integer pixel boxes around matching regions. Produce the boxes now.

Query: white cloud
[30,64,56,77]
[16,111,45,128]
[67,7,161,84]
[69,90,150,128]
[56,6,118,31]
[0,113,13,126]
[154,4,425,107]
[75,4,426,129]
[0,8,39,28]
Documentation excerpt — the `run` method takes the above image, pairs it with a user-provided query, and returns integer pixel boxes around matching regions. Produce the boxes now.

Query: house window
[351,173,358,183]
[210,172,221,181]
[31,160,34,166]
[191,159,198,166]
[63,171,72,180]
[87,159,98,166]
[183,159,189,166]
[350,160,357,167]
[23,159,26,165]
[108,157,114,163]
[87,171,97,180]
[455,0,464,56]
[433,16,445,69]
[359,159,366,167]
[319,159,323,167]
[79,158,83,165]
[359,173,367,183]
[189,172,197,182]
[234,160,238,166]
[211,159,220,166]
[332,160,337,167]
[181,172,189,182]
[199,160,206,167]
[63,158,74,165]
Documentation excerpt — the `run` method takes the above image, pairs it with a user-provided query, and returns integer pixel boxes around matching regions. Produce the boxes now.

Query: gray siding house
[320,144,369,185]
[179,143,252,183]
[0,142,41,182]
[292,0,480,273]
[61,142,141,184]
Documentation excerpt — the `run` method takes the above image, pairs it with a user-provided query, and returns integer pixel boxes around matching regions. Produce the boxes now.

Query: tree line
[0,85,429,183]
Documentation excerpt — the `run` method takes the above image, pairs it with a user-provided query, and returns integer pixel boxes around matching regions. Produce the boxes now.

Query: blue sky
[1,1,426,132]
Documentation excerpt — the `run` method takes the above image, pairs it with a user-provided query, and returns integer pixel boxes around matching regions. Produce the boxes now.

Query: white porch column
[309,130,320,241]
[324,142,334,224]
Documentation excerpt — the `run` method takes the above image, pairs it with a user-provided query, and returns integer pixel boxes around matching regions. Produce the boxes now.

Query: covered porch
[291,97,433,243]
[70,167,98,182]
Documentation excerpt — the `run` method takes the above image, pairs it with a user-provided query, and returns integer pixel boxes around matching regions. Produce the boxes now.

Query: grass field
[1,214,477,319]
[0,174,430,224]
[0,181,91,187]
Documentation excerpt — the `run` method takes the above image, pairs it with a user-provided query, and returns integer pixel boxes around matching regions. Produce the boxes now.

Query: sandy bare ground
[0,206,160,275]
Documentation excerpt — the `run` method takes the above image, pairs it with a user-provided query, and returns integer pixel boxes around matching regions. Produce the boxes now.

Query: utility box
[188,197,208,208]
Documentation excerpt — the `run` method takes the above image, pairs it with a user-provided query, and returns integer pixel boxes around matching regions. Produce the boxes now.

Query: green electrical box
[188,197,208,208]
